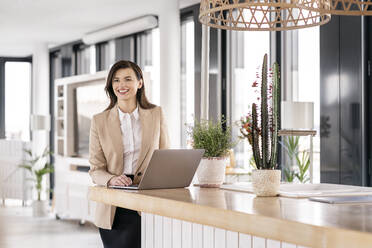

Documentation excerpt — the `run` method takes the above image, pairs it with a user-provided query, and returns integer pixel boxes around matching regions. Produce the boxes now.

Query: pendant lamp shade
[281,101,314,130]
[199,0,331,31]
[299,0,372,15]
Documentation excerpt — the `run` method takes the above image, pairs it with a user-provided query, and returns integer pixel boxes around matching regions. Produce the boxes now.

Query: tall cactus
[261,54,269,168]
[251,54,280,170]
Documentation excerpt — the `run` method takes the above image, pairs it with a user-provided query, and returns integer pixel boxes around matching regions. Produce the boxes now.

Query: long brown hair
[104,60,156,111]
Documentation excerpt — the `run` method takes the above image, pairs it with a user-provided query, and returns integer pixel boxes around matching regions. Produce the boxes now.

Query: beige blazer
[89,104,169,229]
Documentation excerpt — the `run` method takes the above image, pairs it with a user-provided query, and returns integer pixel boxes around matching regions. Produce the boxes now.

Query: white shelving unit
[53,71,108,223]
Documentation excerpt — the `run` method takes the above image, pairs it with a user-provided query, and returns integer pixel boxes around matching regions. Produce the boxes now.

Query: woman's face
[112,68,143,102]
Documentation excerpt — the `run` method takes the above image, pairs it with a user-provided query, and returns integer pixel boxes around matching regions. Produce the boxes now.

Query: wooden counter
[89,186,372,248]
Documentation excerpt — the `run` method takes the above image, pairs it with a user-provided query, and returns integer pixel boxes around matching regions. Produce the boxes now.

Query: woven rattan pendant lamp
[199,0,331,31]
[299,0,372,15]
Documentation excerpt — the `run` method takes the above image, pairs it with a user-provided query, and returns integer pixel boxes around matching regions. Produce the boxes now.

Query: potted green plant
[19,147,53,216]
[189,118,235,187]
[239,54,281,196]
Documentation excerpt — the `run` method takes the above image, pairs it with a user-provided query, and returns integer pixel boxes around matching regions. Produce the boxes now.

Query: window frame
[224,26,281,169]
[181,4,202,122]
[0,56,32,139]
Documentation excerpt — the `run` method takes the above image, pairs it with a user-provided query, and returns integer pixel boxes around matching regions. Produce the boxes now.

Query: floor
[0,201,102,248]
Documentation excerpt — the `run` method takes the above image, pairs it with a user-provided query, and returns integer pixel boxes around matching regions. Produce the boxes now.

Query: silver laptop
[109,149,205,190]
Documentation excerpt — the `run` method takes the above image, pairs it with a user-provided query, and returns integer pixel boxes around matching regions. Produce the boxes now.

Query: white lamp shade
[30,114,51,131]
[281,101,314,130]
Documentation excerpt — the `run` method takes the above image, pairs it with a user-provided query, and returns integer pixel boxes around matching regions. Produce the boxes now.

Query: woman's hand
[108,175,133,186]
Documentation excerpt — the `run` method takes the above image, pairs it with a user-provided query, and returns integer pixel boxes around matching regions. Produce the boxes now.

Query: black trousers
[99,176,141,248]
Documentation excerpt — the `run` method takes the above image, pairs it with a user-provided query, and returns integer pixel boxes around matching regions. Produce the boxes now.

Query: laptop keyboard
[126,184,139,188]
[109,184,139,189]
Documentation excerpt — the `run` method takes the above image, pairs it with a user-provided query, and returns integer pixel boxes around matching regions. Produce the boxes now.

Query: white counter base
[141,212,308,248]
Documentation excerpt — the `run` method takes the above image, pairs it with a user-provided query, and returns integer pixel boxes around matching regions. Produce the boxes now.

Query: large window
[228,30,271,169]
[96,42,111,71]
[180,18,195,148]
[136,29,160,106]
[5,61,32,141]
[297,27,320,183]
[116,36,135,61]
[75,44,94,75]
[281,27,320,183]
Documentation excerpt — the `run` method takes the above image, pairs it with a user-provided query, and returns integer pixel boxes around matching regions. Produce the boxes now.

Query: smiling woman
[104,60,155,111]
[112,68,142,105]
[89,60,169,248]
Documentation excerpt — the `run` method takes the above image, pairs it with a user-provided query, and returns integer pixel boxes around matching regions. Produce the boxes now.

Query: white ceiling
[0,0,200,57]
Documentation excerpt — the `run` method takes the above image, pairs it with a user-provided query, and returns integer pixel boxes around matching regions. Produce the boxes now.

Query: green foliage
[250,54,280,170]
[295,151,310,183]
[281,136,310,183]
[283,135,299,158]
[189,118,235,158]
[19,147,54,201]
[284,168,295,182]
[249,156,257,170]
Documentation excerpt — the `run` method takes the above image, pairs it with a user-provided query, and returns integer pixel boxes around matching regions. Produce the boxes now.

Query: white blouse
[118,106,142,175]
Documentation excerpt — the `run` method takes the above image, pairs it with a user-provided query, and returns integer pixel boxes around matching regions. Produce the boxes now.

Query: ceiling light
[199,0,331,31]
[82,15,158,45]
[299,0,372,15]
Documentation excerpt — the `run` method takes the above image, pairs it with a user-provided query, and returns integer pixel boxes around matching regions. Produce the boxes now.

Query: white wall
[31,43,50,201]
[158,0,181,148]
[32,43,50,155]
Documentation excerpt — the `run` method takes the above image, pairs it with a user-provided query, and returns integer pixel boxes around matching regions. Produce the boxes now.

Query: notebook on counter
[220,183,372,198]
[309,195,372,204]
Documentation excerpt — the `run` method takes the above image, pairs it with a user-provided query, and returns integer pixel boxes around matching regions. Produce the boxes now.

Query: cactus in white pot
[240,54,281,196]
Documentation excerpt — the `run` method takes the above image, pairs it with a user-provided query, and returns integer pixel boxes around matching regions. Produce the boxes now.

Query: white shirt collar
[117,105,140,121]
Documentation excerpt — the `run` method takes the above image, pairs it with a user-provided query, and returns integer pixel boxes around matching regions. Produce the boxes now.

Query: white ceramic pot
[32,200,48,217]
[251,169,281,197]
[196,157,227,187]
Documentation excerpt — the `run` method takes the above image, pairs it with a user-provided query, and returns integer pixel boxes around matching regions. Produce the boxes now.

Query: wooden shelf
[65,156,90,166]
[225,167,250,175]
[278,129,316,137]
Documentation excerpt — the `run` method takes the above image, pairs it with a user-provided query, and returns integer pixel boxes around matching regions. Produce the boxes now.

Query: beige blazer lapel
[135,106,154,175]
[107,106,124,174]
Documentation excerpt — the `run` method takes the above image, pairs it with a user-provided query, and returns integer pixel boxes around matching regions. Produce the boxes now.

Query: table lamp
[281,101,315,183]
[281,101,314,130]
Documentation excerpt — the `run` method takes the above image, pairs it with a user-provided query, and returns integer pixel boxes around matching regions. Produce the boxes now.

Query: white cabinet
[141,213,308,248]
[54,156,95,223]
